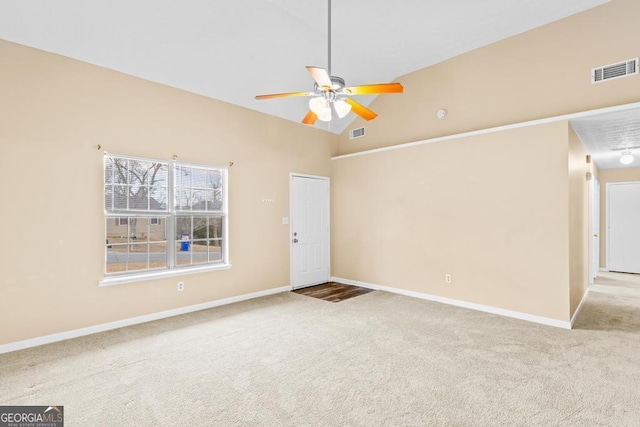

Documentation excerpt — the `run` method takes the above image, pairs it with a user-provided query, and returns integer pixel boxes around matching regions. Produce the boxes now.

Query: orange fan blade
[302,110,318,125]
[306,66,332,89]
[344,98,378,121]
[255,91,312,100]
[344,82,403,95]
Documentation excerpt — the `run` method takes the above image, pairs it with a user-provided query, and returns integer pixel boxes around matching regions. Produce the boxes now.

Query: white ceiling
[0,0,609,134]
[571,107,640,170]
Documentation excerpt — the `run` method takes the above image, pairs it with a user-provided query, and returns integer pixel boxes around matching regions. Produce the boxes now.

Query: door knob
[293,238,298,243]
[593,234,598,237]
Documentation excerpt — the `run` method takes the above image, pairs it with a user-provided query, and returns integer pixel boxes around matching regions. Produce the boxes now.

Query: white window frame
[100,154,230,287]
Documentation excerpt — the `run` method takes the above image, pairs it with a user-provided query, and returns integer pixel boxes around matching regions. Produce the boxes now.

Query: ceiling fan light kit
[334,99,352,118]
[255,0,402,126]
[309,96,332,122]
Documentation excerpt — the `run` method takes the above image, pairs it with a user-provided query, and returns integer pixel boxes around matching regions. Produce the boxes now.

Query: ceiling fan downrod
[328,0,332,76]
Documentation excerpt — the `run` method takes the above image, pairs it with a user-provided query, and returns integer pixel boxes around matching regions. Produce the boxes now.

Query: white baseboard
[0,286,290,355]
[332,277,572,329]
[334,277,381,291]
[599,268,609,272]
[570,288,590,328]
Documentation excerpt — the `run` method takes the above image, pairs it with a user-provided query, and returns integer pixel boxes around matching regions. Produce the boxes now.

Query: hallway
[574,271,640,333]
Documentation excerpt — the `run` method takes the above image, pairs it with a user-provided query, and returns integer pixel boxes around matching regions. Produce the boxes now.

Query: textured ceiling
[571,107,640,170]
[0,0,609,134]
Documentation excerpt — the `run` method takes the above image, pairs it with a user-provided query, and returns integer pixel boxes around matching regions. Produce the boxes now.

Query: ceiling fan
[255,0,403,125]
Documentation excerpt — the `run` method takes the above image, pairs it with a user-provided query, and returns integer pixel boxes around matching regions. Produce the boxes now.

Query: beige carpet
[1,275,640,426]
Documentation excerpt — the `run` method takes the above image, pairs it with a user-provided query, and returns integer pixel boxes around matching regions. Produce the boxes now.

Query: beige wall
[332,121,573,321]
[0,39,337,345]
[338,0,640,155]
[331,0,634,322]
[598,168,640,269]
[568,127,589,318]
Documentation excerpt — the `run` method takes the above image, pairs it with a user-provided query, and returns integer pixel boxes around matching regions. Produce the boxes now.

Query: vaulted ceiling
[0,0,609,135]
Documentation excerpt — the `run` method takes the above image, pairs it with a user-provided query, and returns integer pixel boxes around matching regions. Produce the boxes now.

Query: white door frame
[588,178,600,285]
[289,173,330,290]
[606,181,640,272]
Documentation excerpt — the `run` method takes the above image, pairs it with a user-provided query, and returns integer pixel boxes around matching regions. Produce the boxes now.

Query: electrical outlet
[177,281,185,291]
[445,274,452,284]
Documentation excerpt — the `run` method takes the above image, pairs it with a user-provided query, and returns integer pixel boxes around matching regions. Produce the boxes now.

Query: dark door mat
[293,282,375,302]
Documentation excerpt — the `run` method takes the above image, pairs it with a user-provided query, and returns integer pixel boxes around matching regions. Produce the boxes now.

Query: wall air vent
[349,127,365,139]
[592,58,638,84]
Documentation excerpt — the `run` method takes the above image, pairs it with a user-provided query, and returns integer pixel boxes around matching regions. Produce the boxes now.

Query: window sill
[98,264,232,287]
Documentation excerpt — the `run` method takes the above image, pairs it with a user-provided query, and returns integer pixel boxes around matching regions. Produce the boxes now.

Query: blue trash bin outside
[180,234,190,251]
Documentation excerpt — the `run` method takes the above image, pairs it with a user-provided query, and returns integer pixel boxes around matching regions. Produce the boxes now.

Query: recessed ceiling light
[620,151,634,165]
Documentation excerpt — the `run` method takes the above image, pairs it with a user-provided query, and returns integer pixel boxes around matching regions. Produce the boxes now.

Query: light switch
[282,217,289,225]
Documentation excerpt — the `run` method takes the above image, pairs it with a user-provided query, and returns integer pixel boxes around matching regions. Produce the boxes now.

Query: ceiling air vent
[611,145,640,152]
[349,127,365,139]
[592,58,638,84]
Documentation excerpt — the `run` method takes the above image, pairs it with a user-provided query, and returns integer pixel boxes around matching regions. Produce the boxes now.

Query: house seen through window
[104,154,227,276]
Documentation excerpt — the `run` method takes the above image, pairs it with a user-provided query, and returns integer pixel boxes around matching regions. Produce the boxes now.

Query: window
[104,154,228,278]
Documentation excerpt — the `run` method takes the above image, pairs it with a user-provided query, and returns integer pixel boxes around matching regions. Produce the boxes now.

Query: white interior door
[588,179,600,284]
[290,174,330,289]
[608,181,640,274]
